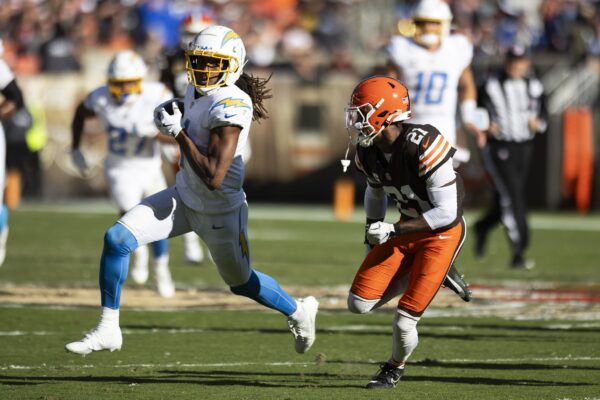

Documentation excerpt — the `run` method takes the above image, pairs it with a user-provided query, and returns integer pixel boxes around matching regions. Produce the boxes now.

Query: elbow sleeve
[422,160,458,230]
[422,183,457,230]
[364,184,387,221]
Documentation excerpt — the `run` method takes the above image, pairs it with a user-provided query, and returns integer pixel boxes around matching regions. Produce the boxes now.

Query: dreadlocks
[235,72,272,122]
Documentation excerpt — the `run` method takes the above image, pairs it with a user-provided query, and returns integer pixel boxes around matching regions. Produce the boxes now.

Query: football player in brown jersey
[344,76,468,389]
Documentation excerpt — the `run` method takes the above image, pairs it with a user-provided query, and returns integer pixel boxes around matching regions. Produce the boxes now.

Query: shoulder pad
[415,125,455,178]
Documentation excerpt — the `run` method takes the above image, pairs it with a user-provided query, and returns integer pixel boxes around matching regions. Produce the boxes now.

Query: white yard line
[3,356,600,371]
[0,331,58,336]
[3,319,600,337]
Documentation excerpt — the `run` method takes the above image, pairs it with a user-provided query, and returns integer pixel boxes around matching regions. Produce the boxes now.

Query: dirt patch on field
[1,284,600,320]
[0,285,385,310]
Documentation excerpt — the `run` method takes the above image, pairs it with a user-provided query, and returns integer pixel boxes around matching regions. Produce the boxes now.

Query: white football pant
[119,186,252,287]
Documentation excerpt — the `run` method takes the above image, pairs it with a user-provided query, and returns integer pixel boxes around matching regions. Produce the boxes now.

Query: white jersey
[386,34,473,145]
[176,84,253,214]
[84,82,173,169]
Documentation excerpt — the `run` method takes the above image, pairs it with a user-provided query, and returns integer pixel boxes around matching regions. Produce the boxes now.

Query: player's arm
[365,184,387,224]
[356,152,387,224]
[175,125,239,190]
[0,80,24,120]
[71,101,95,150]
[458,66,486,147]
[356,152,388,252]
[362,183,388,254]
[396,158,457,234]
[70,100,96,176]
[366,159,457,244]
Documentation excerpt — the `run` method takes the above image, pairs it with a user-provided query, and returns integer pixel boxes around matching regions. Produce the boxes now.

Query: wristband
[460,99,476,124]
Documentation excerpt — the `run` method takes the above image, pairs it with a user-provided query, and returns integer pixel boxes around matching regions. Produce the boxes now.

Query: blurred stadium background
[1,1,600,398]
[1,0,599,209]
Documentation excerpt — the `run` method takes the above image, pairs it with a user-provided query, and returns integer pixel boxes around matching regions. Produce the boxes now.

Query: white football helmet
[107,50,147,103]
[185,25,246,95]
[179,13,214,49]
[413,0,453,47]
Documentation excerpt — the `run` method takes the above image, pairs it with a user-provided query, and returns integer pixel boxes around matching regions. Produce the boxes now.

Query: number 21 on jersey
[384,184,430,218]
[413,71,448,105]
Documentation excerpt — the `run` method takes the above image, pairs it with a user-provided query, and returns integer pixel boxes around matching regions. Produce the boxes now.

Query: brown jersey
[355,123,464,228]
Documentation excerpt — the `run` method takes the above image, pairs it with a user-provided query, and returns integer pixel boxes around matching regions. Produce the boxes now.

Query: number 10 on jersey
[413,71,448,105]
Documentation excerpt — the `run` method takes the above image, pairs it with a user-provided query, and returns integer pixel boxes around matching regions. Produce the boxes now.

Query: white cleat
[287,296,319,354]
[0,227,8,267]
[155,263,175,298]
[65,325,122,355]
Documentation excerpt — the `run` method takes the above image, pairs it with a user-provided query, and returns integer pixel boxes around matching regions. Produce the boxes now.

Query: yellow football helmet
[185,25,246,94]
[413,0,453,47]
[107,50,147,103]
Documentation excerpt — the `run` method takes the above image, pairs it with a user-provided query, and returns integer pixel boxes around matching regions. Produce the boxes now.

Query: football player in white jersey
[0,39,26,267]
[70,50,175,298]
[65,26,318,356]
[385,0,486,163]
[159,12,217,266]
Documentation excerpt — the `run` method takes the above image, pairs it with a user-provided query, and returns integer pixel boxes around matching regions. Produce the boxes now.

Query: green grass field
[1,204,599,399]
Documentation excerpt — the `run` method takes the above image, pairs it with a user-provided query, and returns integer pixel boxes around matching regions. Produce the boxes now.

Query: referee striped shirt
[478,72,547,142]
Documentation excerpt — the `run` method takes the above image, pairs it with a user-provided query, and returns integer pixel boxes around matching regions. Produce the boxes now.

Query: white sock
[289,300,303,320]
[99,307,119,328]
[391,309,420,366]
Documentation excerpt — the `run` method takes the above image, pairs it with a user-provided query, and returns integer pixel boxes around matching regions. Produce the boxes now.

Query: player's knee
[394,310,419,338]
[104,223,138,256]
[347,292,378,314]
[230,271,259,298]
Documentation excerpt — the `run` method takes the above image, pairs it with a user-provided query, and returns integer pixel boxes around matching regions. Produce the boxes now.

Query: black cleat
[511,255,535,269]
[443,264,472,302]
[366,363,404,389]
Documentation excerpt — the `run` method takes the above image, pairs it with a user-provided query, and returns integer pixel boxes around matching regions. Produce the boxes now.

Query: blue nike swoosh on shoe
[212,225,224,230]
[224,113,237,118]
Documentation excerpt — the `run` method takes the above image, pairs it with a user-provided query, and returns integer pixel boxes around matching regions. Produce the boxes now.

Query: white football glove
[366,222,395,245]
[154,100,183,137]
[71,149,89,177]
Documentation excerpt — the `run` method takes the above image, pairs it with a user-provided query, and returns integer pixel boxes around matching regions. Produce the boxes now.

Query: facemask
[418,33,441,46]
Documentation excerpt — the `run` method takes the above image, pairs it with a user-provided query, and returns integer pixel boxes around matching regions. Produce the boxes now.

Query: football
[162,98,184,115]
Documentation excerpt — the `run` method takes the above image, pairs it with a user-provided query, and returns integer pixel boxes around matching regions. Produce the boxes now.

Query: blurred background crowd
[2,0,600,75]
[1,0,600,210]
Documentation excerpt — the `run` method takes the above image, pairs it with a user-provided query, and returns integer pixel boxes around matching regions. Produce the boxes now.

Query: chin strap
[341,144,351,173]
[341,129,354,173]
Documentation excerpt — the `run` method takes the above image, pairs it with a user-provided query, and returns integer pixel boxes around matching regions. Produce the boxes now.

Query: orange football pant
[351,220,465,315]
